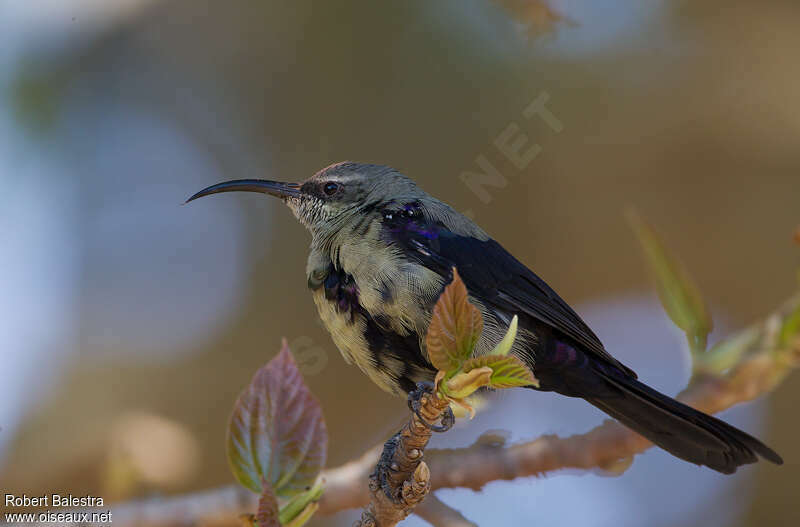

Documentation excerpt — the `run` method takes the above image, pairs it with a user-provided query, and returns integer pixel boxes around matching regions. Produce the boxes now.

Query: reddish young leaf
[426,268,484,371]
[227,340,328,498]
[256,483,281,527]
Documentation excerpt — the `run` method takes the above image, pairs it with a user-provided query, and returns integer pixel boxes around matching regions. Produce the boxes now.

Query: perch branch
[413,495,479,527]
[9,295,799,527]
[353,389,451,527]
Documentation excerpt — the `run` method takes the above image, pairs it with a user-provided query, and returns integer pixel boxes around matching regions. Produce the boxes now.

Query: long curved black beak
[185,179,302,203]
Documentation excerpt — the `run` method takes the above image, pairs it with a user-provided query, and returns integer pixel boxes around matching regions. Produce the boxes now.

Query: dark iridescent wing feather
[387,214,637,378]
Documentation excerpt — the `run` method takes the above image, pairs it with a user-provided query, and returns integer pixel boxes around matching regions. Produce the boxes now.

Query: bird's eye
[323,182,339,196]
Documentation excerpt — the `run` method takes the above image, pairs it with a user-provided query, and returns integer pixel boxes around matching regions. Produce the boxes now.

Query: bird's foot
[369,383,452,503]
[407,382,454,433]
[371,432,402,502]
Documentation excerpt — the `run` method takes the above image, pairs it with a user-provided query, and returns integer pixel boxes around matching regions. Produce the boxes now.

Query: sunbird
[188,162,782,474]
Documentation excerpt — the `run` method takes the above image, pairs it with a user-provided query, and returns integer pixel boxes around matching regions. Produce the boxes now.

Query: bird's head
[186,162,425,238]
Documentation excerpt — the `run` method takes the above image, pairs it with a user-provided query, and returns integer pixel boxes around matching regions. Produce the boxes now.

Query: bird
[187,161,782,474]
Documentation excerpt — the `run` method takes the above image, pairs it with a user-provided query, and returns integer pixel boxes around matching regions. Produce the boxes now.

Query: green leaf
[284,503,319,527]
[694,327,759,376]
[627,210,713,354]
[426,268,484,371]
[255,484,281,527]
[227,340,328,498]
[278,479,324,526]
[778,301,800,349]
[443,367,494,399]
[462,354,538,389]
[491,315,518,356]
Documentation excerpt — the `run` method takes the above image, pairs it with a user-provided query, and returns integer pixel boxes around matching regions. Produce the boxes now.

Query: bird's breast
[307,259,436,395]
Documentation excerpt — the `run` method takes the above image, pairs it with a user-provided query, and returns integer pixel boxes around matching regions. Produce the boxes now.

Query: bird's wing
[388,217,636,377]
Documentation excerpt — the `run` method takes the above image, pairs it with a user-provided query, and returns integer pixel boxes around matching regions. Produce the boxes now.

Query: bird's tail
[584,369,783,473]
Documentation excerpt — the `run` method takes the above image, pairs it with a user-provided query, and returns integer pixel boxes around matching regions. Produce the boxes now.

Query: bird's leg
[369,382,453,504]
[407,382,455,433]
[371,432,403,502]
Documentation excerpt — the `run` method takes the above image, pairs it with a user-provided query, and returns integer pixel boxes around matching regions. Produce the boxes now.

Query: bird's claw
[372,433,402,502]
[371,383,454,503]
[407,382,454,433]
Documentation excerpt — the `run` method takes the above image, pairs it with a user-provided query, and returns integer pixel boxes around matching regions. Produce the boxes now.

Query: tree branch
[9,295,799,527]
[353,389,450,527]
[414,495,478,527]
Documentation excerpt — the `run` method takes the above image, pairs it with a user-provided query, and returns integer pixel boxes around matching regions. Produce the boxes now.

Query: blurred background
[1,1,799,525]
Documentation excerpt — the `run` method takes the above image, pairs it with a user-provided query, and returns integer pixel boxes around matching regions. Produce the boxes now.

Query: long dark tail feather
[584,369,783,474]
